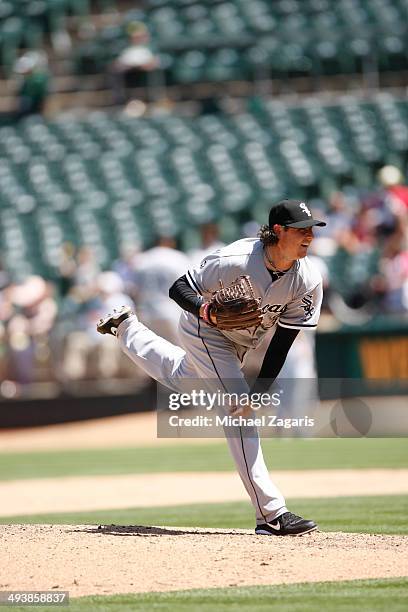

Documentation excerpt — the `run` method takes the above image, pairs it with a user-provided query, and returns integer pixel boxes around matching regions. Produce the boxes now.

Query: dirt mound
[1,525,407,597]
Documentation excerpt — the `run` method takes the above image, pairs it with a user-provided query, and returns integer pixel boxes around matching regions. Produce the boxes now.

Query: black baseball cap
[269,199,326,229]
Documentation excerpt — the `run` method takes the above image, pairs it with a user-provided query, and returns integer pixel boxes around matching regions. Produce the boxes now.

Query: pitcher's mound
[1,524,407,597]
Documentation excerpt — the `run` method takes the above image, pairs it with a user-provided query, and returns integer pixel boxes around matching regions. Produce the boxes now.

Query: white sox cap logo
[299,202,312,217]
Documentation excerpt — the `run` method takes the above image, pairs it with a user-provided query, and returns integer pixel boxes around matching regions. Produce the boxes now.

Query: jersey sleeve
[278,282,323,330]
[185,254,221,296]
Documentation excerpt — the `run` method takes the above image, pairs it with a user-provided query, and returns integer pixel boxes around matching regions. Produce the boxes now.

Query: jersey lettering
[261,303,288,329]
[261,303,288,315]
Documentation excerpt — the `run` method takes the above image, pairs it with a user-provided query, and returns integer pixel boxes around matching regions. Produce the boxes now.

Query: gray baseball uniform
[117,237,323,524]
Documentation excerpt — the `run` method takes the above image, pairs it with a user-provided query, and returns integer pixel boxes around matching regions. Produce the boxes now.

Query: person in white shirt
[132,237,189,343]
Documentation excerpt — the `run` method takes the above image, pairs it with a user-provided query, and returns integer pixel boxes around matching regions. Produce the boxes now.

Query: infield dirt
[1,525,407,597]
[1,411,407,596]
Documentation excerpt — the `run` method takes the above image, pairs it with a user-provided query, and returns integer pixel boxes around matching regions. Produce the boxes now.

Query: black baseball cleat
[255,512,317,536]
[96,305,134,336]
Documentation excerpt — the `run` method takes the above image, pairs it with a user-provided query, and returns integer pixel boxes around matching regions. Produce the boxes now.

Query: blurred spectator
[0,258,9,291]
[378,165,408,214]
[74,20,100,74]
[325,191,354,239]
[112,244,141,299]
[61,270,136,381]
[108,21,160,104]
[359,166,406,243]
[0,277,12,383]
[72,246,101,298]
[132,236,189,342]
[311,192,353,258]
[95,271,138,378]
[188,222,225,268]
[96,271,135,314]
[278,331,319,435]
[350,206,379,250]
[54,242,77,298]
[308,247,331,313]
[323,169,408,321]
[13,51,50,119]
[380,248,408,313]
[372,218,408,313]
[5,276,57,384]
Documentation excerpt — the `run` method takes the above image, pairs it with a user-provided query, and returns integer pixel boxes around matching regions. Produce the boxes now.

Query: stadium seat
[1,94,408,281]
[2,0,407,86]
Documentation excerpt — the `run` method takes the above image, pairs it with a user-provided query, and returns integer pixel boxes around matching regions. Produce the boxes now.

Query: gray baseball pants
[117,314,287,524]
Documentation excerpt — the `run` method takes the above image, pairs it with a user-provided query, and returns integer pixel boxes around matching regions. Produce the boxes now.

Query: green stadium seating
[2,0,406,84]
[70,0,408,83]
[0,0,96,74]
[0,94,407,282]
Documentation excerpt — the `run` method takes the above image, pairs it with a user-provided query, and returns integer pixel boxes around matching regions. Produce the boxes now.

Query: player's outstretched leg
[97,305,189,390]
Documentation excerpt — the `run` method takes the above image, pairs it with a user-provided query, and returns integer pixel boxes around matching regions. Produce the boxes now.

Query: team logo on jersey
[301,294,315,320]
[299,202,312,217]
[200,259,207,268]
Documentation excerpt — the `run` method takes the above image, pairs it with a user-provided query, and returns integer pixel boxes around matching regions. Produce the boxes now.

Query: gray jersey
[185,238,323,349]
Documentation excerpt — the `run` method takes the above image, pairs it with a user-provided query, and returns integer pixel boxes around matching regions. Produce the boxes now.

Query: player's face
[278,226,314,260]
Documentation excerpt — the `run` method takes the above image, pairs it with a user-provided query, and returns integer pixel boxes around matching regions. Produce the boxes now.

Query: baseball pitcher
[97,199,326,536]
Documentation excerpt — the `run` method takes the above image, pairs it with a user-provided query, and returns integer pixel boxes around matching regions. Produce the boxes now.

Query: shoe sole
[97,308,132,335]
[255,525,318,537]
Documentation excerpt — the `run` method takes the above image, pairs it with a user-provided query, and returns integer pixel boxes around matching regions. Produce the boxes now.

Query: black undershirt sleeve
[251,325,299,393]
[169,274,203,316]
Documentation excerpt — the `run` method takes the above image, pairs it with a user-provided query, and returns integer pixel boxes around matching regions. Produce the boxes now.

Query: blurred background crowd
[0,0,407,400]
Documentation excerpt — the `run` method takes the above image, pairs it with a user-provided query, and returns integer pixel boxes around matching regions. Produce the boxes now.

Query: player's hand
[208,306,217,325]
[199,301,217,325]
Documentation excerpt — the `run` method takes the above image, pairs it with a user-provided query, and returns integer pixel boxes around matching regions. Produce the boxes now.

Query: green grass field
[75,579,408,612]
[1,438,407,481]
[6,579,408,612]
[1,437,406,611]
[1,494,407,535]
